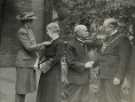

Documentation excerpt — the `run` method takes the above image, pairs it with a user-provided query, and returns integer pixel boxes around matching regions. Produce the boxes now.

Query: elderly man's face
[104,24,115,33]
[97,24,115,40]
[77,28,89,38]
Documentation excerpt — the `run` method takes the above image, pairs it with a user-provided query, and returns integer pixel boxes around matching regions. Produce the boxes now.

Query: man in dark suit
[15,12,51,102]
[63,25,96,102]
[97,18,132,102]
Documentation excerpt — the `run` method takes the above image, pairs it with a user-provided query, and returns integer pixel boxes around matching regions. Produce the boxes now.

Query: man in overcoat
[97,18,132,102]
[63,25,96,102]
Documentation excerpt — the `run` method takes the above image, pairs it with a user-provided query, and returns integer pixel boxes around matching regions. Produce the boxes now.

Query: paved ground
[0,68,38,102]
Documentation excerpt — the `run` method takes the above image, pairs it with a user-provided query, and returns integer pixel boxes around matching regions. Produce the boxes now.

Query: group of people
[15,11,133,102]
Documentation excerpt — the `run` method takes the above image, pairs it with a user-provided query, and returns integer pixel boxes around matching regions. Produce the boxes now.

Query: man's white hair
[74,24,87,33]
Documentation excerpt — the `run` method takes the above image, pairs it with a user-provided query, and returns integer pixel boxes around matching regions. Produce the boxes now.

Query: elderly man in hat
[15,12,52,102]
[62,24,97,102]
[97,18,132,102]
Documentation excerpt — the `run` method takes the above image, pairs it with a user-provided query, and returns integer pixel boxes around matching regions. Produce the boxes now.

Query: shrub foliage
[58,0,135,35]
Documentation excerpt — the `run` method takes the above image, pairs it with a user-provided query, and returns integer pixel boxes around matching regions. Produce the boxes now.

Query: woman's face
[47,29,60,40]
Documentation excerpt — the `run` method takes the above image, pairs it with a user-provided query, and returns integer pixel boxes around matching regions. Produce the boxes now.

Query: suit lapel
[102,33,123,53]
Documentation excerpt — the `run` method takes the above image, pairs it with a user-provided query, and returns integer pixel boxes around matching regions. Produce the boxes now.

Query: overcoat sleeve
[115,36,132,81]
[18,29,38,51]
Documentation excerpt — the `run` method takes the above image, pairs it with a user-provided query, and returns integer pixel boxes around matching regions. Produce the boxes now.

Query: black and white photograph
[0,0,135,102]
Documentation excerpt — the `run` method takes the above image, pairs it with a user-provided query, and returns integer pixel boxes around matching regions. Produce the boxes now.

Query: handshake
[35,40,53,50]
[41,40,53,46]
[84,61,95,69]
[39,40,53,47]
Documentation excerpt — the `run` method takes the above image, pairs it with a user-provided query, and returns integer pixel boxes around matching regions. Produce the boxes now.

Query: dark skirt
[16,67,36,94]
[37,67,61,102]
[99,80,121,102]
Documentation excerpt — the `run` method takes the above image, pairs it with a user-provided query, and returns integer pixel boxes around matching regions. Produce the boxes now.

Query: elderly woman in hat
[37,22,67,102]
[15,12,52,102]
[97,18,132,102]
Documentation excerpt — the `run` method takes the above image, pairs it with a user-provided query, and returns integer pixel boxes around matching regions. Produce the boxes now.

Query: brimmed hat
[16,11,37,21]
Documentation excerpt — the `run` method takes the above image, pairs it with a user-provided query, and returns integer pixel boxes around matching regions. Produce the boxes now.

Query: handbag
[39,59,52,74]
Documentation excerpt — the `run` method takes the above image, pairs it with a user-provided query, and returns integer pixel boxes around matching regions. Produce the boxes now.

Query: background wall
[0,0,19,67]
[0,0,44,67]
[0,0,44,102]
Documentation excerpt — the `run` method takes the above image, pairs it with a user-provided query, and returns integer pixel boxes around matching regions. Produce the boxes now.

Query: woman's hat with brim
[16,11,37,21]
